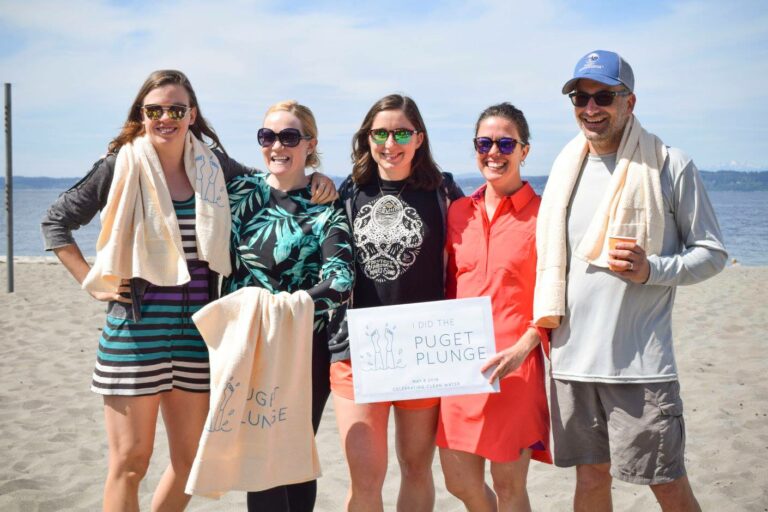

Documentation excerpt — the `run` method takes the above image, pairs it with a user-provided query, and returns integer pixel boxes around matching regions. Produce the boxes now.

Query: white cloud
[0,0,766,177]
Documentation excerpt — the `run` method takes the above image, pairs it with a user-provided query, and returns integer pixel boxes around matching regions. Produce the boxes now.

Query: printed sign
[347,296,499,403]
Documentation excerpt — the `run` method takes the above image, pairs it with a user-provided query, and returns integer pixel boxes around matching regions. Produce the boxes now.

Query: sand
[0,259,766,511]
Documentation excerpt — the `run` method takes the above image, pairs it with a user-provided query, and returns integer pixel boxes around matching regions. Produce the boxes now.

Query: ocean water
[706,191,767,265]
[1,187,766,265]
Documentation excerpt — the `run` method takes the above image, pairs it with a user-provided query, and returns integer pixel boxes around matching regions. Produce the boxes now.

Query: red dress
[436,183,551,463]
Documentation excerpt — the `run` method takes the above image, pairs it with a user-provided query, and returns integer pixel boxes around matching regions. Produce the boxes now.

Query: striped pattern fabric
[91,196,211,396]
[175,196,199,260]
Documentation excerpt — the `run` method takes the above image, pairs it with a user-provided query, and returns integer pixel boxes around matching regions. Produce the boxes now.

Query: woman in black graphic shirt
[330,94,463,511]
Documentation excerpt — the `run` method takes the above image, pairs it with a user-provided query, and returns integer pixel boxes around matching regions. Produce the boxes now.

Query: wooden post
[4,83,13,293]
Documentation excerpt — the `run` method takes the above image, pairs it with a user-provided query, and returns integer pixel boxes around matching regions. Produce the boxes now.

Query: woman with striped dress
[41,70,336,512]
[93,196,213,396]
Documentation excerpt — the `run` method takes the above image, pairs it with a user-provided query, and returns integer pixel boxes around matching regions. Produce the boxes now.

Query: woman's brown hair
[107,70,225,154]
[474,102,531,144]
[351,94,442,190]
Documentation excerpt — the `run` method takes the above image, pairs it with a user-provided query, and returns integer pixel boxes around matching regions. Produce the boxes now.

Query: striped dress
[91,196,212,396]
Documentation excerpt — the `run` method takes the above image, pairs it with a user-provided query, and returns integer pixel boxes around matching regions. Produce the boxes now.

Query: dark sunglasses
[568,90,631,107]
[141,104,190,121]
[473,137,524,155]
[368,128,418,145]
[257,128,312,148]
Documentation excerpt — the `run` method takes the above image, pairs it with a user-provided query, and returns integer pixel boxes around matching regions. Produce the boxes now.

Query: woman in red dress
[436,103,551,511]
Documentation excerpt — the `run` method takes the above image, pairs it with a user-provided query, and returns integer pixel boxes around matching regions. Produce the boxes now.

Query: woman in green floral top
[221,100,354,512]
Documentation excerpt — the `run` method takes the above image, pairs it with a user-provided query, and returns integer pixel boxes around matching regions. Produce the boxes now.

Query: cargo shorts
[550,379,687,485]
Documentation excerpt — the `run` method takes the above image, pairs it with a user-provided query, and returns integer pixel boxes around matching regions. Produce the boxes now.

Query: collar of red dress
[470,181,536,212]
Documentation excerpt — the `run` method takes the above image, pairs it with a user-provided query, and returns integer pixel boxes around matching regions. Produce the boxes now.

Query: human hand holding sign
[481,327,541,384]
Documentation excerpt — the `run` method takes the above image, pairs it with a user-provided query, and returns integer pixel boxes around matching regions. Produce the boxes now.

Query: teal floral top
[222,174,354,334]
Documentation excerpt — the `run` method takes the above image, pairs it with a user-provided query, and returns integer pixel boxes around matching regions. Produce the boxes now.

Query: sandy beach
[0,259,766,511]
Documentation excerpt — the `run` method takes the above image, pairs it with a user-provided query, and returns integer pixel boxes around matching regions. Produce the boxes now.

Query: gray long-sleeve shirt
[39,151,258,321]
[550,147,727,383]
[40,151,256,251]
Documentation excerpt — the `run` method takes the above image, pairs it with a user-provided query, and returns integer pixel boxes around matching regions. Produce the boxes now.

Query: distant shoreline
[3,170,768,192]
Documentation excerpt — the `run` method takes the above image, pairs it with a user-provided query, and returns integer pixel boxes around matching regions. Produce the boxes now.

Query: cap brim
[561,74,624,94]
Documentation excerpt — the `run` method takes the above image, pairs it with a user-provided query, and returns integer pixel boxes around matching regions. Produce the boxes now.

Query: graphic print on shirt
[354,194,424,282]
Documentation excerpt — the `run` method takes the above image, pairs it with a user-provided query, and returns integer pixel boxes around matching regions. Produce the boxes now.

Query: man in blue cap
[534,50,727,511]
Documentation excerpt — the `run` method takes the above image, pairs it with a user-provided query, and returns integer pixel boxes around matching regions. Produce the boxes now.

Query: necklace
[376,174,408,199]
[372,175,408,228]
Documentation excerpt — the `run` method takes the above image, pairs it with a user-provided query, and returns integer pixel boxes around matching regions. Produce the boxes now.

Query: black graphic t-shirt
[351,178,445,308]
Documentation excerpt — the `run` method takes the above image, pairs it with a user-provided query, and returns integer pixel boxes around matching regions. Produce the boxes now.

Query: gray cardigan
[40,150,257,320]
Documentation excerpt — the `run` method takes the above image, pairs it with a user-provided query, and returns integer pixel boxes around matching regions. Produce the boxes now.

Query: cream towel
[82,132,231,293]
[186,287,319,499]
[534,116,667,328]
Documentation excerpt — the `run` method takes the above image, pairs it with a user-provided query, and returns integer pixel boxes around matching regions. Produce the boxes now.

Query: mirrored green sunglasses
[368,128,418,145]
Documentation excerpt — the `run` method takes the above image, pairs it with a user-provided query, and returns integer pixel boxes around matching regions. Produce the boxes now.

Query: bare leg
[333,394,390,512]
[440,447,496,512]
[150,389,209,511]
[394,406,438,512]
[574,463,612,512]
[489,449,532,512]
[650,476,701,512]
[103,394,161,512]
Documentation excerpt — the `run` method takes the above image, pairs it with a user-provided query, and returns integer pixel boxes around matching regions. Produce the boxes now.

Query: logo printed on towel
[243,385,288,429]
[195,154,227,207]
[206,379,289,432]
[208,377,239,432]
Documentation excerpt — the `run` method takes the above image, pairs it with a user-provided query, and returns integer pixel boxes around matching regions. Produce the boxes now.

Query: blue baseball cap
[561,50,634,94]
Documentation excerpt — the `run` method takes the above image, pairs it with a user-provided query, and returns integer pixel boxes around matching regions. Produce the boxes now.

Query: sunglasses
[568,90,631,107]
[141,104,190,121]
[368,128,418,145]
[473,137,524,155]
[257,128,312,148]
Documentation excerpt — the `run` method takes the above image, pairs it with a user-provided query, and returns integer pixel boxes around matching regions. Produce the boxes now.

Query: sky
[0,0,766,178]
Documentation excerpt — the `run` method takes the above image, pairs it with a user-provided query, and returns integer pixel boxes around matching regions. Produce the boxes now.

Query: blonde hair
[265,100,321,169]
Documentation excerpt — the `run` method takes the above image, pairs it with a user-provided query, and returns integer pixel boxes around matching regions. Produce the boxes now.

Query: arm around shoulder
[337,175,355,199]
[215,151,262,182]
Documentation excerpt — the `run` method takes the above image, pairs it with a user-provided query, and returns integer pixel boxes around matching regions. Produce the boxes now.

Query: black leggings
[246,336,330,512]
[246,481,318,512]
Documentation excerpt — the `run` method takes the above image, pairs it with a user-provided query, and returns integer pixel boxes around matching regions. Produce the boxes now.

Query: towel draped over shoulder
[82,132,231,293]
[534,116,667,328]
